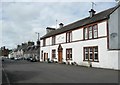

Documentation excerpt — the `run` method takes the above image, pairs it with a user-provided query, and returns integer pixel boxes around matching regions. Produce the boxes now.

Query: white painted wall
[109,6,120,49]
[56,33,66,44]
[40,40,43,46]
[98,21,107,37]
[46,38,50,46]
[72,28,83,41]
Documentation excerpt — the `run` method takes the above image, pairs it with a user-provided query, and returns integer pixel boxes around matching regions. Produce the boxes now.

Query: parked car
[30,58,37,62]
[10,57,14,60]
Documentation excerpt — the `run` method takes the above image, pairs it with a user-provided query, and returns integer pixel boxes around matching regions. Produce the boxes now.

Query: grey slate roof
[41,5,120,39]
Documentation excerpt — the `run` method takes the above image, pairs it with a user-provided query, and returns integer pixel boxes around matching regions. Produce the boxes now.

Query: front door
[58,51,62,63]
[58,44,63,63]
[44,53,48,61]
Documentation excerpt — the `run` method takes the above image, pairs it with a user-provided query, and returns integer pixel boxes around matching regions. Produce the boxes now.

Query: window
[84,48,89,60]
[84,27,88,40]
[93,25,98,38]
[66,32,72,43]
[41,51,43,60]
[83,24,98,40]
[84,46,98,62]
[52,49,56,59]
[66,48,72,60]
[52,36,56,45]
[94,47,98,61]
[89,26,93,39]
[43,39,46,46]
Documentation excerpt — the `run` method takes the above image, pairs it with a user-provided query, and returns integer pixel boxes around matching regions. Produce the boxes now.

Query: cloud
[1,0,116,2]
[1,2,116,49]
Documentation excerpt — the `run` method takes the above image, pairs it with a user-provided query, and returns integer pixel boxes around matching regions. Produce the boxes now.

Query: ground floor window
[41,50,43,60]
[52,49,56,59]
[84,46,98,62]
[66,48,72,60]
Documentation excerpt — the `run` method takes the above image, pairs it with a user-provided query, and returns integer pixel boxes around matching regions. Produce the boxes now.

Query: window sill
[83,60,99,62]
[66,59,73,61]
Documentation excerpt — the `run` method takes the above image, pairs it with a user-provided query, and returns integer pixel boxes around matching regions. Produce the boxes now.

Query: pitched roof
[41,5,119,39]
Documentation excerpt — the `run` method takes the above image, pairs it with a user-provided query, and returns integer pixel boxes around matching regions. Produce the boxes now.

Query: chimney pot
[59,23,64,28]
[89,9,96,17]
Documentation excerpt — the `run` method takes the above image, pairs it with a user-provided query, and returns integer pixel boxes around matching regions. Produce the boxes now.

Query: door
[58,44,63,63]
[58,51,62,63]
[44,53,48,61]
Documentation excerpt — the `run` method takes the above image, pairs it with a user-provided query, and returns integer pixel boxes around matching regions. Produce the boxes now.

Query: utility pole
[56,19,58,29]
[35,32,40,41]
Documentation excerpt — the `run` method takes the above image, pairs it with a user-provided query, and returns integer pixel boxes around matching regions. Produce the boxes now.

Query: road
[2,58,119,84]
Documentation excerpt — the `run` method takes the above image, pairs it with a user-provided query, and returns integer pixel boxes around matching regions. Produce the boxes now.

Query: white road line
[2,65,11,85]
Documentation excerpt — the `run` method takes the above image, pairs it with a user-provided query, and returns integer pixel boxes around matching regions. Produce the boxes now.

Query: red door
[58,44,63,63]
[58,51,62,63]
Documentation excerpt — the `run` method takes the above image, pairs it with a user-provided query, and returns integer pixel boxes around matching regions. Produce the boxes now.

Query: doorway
[58,44,63,63]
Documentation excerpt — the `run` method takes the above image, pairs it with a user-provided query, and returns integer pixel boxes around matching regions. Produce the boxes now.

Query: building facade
[40,5,120,70]
[0,46,10,57]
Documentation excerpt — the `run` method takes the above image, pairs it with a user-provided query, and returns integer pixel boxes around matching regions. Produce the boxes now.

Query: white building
[40,4,120,70]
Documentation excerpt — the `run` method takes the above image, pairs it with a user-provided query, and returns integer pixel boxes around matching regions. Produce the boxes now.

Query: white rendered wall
[56,33,66,44]
[41,39,119,70]
[40,40,43,46]
[109,6,120,49]
[46,38,50,46]
[98,21,107,37]
[72,28,83,41]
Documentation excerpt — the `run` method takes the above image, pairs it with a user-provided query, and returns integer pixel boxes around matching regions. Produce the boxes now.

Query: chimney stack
[22,43,27,46]
[59,23,64,28]
[28,41,34,46]
[17,45,20,48]
[89,9,96,17]
[46,27,55,34]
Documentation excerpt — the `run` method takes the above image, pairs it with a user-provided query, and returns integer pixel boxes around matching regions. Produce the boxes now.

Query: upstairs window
[84,27,88,40]
[66,48,72,60]
[52,36,56,45]
[66,32,72,43]
[43,39,46,46]
[88,26,93,39]
[93,25,98,38]
[83,24,98,40]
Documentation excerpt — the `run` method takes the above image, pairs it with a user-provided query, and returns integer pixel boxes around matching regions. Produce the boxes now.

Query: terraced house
[40,4,120,70]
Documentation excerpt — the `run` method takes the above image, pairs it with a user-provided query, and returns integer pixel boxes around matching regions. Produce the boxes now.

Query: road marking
[2,65,11,85]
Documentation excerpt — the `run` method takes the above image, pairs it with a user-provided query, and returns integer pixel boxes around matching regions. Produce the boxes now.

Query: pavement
[1,58,120,84]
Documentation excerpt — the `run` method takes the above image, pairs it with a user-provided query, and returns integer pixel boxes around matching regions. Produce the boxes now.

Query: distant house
[0,46,10,57]
[40,4,120,70]
[24,40,40,60]
[24,42,35,59]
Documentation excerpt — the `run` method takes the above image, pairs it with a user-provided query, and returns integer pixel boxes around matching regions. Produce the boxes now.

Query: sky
[0,0,117,49]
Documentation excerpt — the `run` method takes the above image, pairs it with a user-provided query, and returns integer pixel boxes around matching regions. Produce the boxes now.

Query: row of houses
[0,46,11,57]
[9,40,40,60]
[39,3,120,70]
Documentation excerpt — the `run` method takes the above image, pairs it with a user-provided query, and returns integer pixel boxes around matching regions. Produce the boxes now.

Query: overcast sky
[0,0,117,49]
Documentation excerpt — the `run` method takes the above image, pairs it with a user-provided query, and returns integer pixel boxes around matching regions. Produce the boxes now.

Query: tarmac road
[2,58,119,84]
